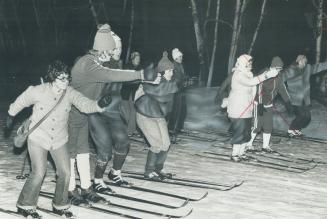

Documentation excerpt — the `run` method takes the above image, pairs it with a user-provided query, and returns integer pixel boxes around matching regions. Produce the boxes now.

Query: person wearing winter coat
[67,24,154,205]
[120,51,142,136]
[4,60,110,219]
[88,34,160,193]
[168,48,187,142]
[134,51,178,180]
[282,54,327,137]
[227,54,280,162]
[246,56,291,152]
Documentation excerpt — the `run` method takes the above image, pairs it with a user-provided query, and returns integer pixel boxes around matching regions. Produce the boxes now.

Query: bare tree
[207,0,221,87]
[125,0,135,65]
[248,0,268,55]
[227,0,242,74]
[315,0,323,63]
[190,0,207,86]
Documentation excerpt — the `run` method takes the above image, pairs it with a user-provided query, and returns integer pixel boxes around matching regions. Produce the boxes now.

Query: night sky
[0,0,326,87]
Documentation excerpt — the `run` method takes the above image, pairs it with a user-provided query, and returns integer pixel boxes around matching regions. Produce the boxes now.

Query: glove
[97,94,112,108]
[4,114,14,138]
[285,101,294,115]
[264,68,279,79]
[257,104,264,116]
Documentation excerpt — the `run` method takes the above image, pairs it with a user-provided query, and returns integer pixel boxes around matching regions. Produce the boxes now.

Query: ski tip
[180,199,189,208]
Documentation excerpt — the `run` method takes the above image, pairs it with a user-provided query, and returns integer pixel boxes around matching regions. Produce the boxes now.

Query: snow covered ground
[0,87,326,219]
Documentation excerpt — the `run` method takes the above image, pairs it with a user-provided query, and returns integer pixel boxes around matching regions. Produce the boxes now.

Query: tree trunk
[89,0,99,25]
[315,0,323,63]
[204,0,212,64]
[190,0,206,86]
[233,0,246,56]
[227,0,241,74]
[207,0,221,87]
[248,0,268,55]
[125,0,135,65]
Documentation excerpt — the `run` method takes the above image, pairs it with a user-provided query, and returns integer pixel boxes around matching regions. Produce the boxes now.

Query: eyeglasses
[56,75,71,82]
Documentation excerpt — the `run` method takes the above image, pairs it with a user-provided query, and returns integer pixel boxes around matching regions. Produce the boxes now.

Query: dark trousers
[88,113,130,177]
[168,91,187,134]
[17,144,70,209]
[230,118,252,144]
[290,105,311,130]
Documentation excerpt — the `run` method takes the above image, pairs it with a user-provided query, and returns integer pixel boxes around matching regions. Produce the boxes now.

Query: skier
[67,24,153,205]
[134,51,178,180]
[282,54,327,137]
[246,56,292,152]
[227,54,280,162]
[168,48,187,143]
[4,60,111,218]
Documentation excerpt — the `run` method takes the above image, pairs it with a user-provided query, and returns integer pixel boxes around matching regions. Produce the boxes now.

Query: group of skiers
[4,23,187,218]
[219,53,327,162]
[3,21,327,219]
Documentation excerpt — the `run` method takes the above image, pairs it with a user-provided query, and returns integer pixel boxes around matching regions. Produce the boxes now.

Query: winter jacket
[8,83,101,150]
[100,59,123,118]
[227,69,257,119]
[173,62,186,90]
[256,68,290,107]
[282,61,327,106]
[69,53,142,125]
[135,78,178,118]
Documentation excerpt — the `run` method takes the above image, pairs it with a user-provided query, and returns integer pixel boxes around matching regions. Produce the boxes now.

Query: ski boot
[156,171,173,180]
[68,188,90,207]
[81,187,108,204]
[230,156,241,162]
[262,147,274,153]
[17,208,42,218]
[93,179,114,194]
[53,207,76,218]
[108,169,129,186]
[144,171,162,181]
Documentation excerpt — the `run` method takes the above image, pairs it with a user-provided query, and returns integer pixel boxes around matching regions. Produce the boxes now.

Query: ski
[122,170,242,187]
[195,152,309,173]
[211,144,315,165]
[204,151,316,172]
[122,170,243,189]
[0,208,24,218]
[124,174,241,191]
[40,191,193,218]
[272,131,327,144]
[36,207,65,218]
[104,181,208,201]
[95,189,188,209]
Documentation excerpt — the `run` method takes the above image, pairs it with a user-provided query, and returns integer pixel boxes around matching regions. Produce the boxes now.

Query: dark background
[0,0,325,100]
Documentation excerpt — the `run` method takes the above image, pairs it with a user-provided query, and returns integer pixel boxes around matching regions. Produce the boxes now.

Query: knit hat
[270,56,284,68]
[172,48,183,61]
[235,54,252,68]
[157,51,174,72]
[93,24,116,52]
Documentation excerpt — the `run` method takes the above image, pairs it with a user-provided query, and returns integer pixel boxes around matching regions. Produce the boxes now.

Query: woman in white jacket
[227,54,280,162]
[5,60,110,218]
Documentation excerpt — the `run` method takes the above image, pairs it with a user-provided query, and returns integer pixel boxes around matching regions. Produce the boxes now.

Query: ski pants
[88,113,130,170]
[253,106,273,133]
[168,91,187,135]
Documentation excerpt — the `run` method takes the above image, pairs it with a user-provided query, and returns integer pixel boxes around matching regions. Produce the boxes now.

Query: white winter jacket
[227,69,257,119]
[8,83,101,150]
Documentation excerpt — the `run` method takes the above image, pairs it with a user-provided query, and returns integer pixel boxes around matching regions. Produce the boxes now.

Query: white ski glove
[221,98,228,108]
[264,67,280,79]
